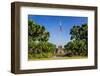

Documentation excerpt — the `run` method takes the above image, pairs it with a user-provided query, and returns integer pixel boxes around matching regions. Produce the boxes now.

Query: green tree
[70,25,80,40]
[64,24,88,56]
[70,24,88,41]
[28,20,56,59]
[28,20,50,42]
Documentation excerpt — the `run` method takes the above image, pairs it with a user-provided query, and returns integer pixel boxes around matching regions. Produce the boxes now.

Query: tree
[28,20,56,59]
[70,24,88,41]
[28,19,50,42]
[70,25,80,40]
[64,24,88,56]
[64,42,74,52]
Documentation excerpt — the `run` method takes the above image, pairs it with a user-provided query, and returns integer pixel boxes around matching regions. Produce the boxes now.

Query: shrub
[28,41,56,58]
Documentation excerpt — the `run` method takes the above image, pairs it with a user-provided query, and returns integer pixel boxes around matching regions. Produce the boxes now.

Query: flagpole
[59,18,62,47]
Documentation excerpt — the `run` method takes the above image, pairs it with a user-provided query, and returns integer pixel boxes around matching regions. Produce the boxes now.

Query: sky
[28,15,88,47]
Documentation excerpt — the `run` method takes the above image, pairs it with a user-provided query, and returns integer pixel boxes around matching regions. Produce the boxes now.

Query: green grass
[28,56,88,61]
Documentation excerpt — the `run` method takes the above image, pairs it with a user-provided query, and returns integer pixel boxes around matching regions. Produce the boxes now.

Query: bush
[28,41,56,58]
[64,51,73,57]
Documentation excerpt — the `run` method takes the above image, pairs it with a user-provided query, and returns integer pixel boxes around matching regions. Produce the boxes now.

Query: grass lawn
[28,56,88,61]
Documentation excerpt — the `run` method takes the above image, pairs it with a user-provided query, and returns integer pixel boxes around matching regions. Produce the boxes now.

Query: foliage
[28,41,56,58]
[70,24,87,41]
[28,20,50,42]
[64,24,88,56]
[28,20,56,59]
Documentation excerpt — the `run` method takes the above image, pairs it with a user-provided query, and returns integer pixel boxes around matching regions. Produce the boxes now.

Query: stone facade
[56,45,65,56]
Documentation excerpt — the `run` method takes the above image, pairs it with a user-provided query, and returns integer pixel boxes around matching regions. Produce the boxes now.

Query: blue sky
[28,15,88,47]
